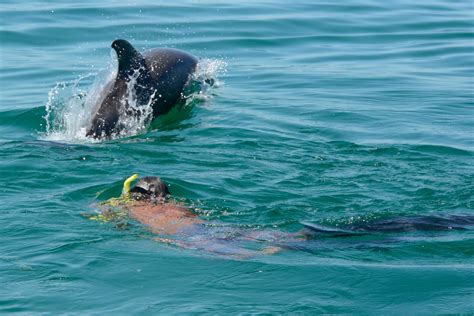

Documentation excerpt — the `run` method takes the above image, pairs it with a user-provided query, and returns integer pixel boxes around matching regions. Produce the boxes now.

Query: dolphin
[86,39,198,138]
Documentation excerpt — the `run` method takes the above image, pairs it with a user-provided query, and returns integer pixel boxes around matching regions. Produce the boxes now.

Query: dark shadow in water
[303,214,474,236]
[277,214,474,255]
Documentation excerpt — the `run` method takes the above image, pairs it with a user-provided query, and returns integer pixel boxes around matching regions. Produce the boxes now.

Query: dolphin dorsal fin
[111,39,147,79]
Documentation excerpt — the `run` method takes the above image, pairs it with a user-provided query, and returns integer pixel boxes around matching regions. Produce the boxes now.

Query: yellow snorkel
[122,173,139,196]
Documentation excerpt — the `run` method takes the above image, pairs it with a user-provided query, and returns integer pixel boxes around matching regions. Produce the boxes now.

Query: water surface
[1,0,473,313]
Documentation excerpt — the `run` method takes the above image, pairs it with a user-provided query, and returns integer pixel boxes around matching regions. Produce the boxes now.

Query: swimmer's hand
[122,174,139,196]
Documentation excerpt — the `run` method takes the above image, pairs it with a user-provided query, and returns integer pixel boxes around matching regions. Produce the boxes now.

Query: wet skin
[126,199,203,235]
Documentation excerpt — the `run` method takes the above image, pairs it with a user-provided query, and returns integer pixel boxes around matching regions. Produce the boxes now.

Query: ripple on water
[1,0,473,313]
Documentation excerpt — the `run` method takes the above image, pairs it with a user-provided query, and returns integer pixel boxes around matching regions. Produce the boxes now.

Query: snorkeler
[96,175,301,256]
[94,175,474,258]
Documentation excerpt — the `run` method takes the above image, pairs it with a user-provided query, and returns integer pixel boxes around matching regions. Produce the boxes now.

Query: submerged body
[86,40,198,138]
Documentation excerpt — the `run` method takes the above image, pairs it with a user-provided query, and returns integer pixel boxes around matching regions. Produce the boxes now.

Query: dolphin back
[86,40,198,139]
[143,48,198,116]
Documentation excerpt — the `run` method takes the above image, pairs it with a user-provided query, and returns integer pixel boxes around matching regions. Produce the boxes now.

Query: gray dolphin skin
[86,39,198,138]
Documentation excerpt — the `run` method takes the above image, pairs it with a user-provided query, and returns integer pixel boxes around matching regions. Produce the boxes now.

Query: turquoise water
[1,0,474,313]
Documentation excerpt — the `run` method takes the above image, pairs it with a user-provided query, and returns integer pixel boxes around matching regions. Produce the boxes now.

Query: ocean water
[1,0,473,313]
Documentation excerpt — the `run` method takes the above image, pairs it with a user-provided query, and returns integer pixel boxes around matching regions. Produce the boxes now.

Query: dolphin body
[86,39,198,139]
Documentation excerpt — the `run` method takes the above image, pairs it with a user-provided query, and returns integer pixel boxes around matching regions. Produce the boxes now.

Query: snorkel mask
[122,174,171,201]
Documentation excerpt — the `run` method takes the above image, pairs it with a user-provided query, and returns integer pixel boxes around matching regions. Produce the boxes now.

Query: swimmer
[94,175,474,258]
[97,175,301,257]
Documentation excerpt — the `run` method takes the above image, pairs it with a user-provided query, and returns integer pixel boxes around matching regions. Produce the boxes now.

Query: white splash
[189,58,227,101]
[41,58,226,143]
[115,66,156,138]
[42,67,116,143]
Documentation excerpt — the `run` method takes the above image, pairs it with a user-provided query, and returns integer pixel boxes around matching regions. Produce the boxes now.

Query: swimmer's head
[129,176,171,200]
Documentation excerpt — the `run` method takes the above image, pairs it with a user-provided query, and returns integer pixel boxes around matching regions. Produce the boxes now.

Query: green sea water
[1,0,473,313]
